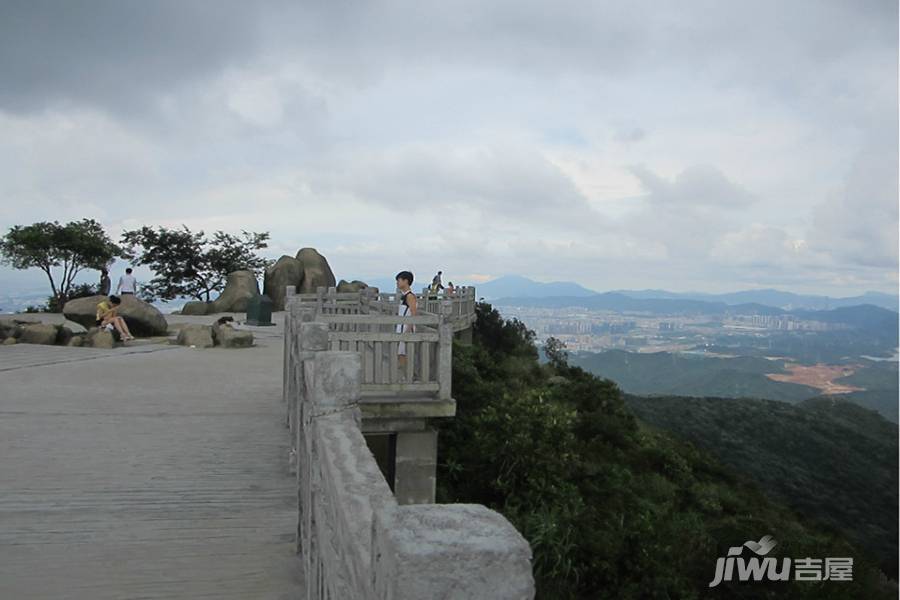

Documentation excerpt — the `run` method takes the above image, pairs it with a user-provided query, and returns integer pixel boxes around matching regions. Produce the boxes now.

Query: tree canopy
[0,219,119,308]
[119,226,271,302]
[438,302,894,599]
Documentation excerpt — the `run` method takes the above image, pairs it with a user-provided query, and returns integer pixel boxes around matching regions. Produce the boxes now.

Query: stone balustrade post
[438,301,453,401]
[372,504,535,599]
[282,285,297,408]
[287,311,319,474]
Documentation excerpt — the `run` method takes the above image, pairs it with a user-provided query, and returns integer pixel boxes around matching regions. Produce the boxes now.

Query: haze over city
[1,0,897,297]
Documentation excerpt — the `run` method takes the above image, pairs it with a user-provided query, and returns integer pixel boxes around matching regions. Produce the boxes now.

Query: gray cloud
[0,0,264,115]
[630,164,754,209]
[303,143,603,233]
[808,141,899,269]
[0,1,895,296]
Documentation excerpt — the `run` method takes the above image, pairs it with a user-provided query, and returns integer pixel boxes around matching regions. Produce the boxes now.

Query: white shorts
[104,323,115,332]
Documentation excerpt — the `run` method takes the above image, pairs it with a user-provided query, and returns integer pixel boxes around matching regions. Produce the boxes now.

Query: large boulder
[18,323,60,345]
[212,322,254,348]
[2,337,16,345]
[210,270,260,313]
[261,247,338,310]
[63,295,168,337]
[176,324,215,348]
[0,319,23,340]
[56,326,74,346]
[296,248,336,294]
[63,320,87,334]
[181,300,210,316]
[336,279,370,293]
[86,327,115,349]
[263,255,304,311]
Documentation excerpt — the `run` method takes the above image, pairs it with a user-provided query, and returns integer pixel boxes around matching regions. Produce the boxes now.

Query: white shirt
[117,274,137,293]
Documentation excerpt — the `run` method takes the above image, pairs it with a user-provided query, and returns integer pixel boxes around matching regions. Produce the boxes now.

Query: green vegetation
[0,219,119,310]
[837,360,900,422]
[570,350,818,402]
[23,282,99,313]
[119,226,271,302]
[701,329,897,364]
[439,303,894,599]
[625,394,898,579]
[571,349,899,423]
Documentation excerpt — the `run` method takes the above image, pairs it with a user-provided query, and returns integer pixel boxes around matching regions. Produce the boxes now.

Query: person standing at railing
[445,282,455,295]
[430,270,444,294]
[395,270,417,380]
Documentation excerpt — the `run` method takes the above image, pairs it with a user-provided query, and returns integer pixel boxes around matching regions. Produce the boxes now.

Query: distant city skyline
[1,1,897,297]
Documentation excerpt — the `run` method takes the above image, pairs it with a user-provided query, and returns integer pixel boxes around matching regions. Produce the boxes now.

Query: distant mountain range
[472,275,898,312]
[476,275,597,299]
[612,287,899,312]
[494,291,897,333]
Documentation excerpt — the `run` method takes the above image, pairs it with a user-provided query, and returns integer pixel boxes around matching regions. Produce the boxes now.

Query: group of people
[95,267,139,341]
[428,270,457,295]
[99,267,138,297]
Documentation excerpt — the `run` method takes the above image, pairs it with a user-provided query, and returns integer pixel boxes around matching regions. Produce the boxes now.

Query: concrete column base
[393,429,437,505]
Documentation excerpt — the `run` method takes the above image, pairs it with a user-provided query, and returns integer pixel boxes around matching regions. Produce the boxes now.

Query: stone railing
[289,286,477,333]
[285,315,535,599]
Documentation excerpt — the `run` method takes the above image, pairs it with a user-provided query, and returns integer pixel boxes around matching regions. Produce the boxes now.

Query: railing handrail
[285,286,476,336]
[317,314,441,326]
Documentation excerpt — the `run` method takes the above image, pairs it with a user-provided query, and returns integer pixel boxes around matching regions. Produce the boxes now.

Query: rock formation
[176,324,215,348]
[173,322,254,349]
[17,323,59,345]
[295,248,336,293]
[0,319,22,341]
[181,301,210,316]
[263,256,303,311]
[212,321,254,348]
[86,327,115,349]
[63,294,168,337]
[336,279,371,293]
[210,270,261,313]
[263,247,337,311]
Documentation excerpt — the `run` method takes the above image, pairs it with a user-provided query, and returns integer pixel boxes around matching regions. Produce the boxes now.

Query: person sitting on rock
[96,295,134,341]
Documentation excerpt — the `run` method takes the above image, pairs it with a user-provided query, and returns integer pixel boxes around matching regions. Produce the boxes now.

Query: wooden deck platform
[0,339,302,599]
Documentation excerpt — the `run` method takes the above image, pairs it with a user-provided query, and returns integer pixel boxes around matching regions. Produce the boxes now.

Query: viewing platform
[0,284,535,599]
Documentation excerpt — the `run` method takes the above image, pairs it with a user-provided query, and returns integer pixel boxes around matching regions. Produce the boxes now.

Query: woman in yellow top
[96,295,134,341]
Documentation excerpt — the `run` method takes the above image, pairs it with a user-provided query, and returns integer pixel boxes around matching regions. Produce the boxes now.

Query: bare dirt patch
[766,363,864,395]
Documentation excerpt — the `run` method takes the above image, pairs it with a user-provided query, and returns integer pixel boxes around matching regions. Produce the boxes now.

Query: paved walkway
[0,333,302,599]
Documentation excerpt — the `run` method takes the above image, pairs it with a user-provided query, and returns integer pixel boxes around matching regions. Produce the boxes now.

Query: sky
[0,0,897,297]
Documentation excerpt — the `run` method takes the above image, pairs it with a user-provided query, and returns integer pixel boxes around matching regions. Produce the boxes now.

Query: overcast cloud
[0,0,896,296]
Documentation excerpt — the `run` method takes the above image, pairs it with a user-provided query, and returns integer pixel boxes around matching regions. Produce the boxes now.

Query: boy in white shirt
[117,268,137,295]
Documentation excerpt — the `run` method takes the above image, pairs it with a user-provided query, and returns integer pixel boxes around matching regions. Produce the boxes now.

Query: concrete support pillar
[393,429,438,505]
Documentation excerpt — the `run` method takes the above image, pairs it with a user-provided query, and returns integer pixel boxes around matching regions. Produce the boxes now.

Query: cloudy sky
[0,0,896,296]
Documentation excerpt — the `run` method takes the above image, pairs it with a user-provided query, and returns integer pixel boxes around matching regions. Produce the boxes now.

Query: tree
[544,336,569,369]
[119,226,271,302]
[0,219,120,310]
[438,303,893,599]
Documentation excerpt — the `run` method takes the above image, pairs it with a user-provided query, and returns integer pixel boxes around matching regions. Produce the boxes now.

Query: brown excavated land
[766,363,864,395]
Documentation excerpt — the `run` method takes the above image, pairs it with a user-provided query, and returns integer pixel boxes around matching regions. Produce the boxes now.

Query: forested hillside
[438,304,895,599]
[625,394,898,579]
